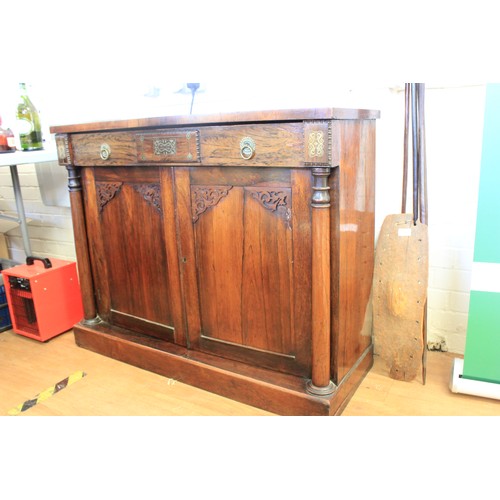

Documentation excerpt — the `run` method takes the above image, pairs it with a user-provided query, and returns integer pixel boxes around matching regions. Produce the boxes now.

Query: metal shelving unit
[0,144,58,257]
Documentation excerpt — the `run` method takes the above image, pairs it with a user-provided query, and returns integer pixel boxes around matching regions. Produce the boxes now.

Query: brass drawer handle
[100,143,111,160]
[240,137,256,160]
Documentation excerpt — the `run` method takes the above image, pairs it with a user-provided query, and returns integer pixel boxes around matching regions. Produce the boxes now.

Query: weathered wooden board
[373,213,428,382]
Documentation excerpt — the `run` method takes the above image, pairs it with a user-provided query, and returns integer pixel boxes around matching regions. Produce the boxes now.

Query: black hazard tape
[8,371,86,415]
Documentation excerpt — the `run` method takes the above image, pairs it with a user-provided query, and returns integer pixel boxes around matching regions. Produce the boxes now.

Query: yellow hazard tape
[7,371,86,416]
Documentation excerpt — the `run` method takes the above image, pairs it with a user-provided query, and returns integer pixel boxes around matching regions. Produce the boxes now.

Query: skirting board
[450,357,500,401]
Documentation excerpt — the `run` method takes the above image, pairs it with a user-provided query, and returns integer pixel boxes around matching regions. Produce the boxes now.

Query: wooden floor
[1,328,499,416]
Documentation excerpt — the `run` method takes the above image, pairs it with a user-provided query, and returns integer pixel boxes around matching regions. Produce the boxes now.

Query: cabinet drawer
[71,132,137,166]
[200,123,305,167]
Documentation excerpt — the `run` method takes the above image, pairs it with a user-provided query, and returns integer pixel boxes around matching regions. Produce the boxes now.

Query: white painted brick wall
[424,85,486,353]
[0,165,75,263]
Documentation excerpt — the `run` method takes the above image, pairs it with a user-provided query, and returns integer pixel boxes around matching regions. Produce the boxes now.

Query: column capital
[311,167,332,208]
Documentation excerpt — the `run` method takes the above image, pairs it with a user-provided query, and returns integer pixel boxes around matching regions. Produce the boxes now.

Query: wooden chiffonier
[50,107,379,415]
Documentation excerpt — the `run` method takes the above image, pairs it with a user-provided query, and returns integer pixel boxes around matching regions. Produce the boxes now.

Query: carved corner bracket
[249,189,292,228]
[133,184,162,214]
[96,182,123,214]
[191,186,233,222]
[250,190,288,212]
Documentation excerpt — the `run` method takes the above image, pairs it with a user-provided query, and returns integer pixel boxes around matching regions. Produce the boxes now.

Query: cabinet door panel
[240,187,293,353]
[180,167,311,376]
[89,167,176,342]
[194,186,245,345]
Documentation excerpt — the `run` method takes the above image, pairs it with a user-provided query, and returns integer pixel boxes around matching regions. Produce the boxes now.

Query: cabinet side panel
[334,120,376,381]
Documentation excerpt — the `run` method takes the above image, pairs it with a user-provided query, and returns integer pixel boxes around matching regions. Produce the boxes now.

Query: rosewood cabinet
[51,107,379,415]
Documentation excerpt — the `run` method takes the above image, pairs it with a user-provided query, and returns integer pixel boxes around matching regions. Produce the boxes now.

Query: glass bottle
[16,82,43,150]
[0,115,16,153]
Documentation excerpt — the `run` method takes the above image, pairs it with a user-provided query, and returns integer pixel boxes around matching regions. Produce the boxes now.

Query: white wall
[425,86,486,353]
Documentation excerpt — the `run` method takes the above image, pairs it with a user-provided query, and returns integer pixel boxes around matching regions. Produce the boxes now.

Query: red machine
[2,256,84,341]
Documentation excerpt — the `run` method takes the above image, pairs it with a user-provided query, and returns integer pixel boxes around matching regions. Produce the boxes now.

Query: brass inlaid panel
[136,129,200,163]
[304,121,333,166]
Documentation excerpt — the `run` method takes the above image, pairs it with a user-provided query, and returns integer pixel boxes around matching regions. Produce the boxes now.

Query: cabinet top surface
[50,107,380,135]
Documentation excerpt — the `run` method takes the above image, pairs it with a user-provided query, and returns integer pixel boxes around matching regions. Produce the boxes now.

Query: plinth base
[73,321,373,416]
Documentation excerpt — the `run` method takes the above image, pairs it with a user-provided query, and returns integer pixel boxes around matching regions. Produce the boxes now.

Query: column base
[306,380,336,397]
[82,316,102,326]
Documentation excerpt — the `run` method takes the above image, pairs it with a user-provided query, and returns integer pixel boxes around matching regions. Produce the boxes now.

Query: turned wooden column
[56,134,99,324]
[307,167,336,396]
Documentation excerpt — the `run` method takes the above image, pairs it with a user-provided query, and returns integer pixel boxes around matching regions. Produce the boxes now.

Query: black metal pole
[417,83,428,225]
[411,83,419,225]
[402,83,410,214]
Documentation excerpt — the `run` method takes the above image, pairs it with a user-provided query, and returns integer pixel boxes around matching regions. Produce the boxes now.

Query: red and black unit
[1,256,83,341]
